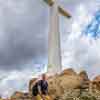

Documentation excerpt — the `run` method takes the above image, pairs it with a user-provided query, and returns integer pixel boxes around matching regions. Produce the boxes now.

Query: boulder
[93,75,100,82]
[78,70,90,89]
[79,70,89,81]
[92,75,100,91]
[48,74,82,99]
[60,68,77,76]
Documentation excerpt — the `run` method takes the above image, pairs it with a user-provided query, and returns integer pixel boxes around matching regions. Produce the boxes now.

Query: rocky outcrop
[11,91,32,100]
[29,69,83,99]
[2,68,100,100]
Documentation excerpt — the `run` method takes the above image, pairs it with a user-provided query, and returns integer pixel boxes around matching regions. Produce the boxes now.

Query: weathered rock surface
[47,74,82,99]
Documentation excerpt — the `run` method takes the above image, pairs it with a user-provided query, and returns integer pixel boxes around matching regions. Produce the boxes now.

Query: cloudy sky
[0,0,100,98]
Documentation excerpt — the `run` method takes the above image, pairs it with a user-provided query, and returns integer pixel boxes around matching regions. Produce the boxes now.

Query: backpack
[32,83,38,96]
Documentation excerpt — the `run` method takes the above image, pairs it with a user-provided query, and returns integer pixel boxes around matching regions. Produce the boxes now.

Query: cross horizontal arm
[58,6,71,18]
[43,0,72,18]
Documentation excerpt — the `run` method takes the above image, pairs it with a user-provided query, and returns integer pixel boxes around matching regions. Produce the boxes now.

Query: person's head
[41,73,47,80]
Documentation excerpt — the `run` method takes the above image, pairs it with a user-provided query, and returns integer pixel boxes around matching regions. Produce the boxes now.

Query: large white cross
[43,0,71,74]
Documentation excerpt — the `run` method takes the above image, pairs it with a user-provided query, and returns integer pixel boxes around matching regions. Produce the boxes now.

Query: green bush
[66,97,74,100]
[80,96,97,100]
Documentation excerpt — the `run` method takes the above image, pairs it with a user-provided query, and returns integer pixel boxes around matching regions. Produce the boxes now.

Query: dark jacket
[32,80,48,96]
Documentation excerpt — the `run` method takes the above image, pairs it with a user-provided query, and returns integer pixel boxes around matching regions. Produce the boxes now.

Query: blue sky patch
[84,10,100,38]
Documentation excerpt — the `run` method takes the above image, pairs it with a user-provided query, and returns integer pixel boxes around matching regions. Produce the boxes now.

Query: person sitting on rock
[32,73,51,100]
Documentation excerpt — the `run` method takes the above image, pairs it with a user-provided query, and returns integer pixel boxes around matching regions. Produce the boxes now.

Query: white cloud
[62,1,100,77]
[0,62,46,98]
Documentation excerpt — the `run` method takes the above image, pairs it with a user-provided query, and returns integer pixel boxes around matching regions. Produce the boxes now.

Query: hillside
[2,68,100,100]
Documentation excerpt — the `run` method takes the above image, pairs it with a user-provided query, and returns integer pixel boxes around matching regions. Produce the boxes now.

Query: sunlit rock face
[60,68,77,76]
[48,73,82,99]
[92,75,100,91]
